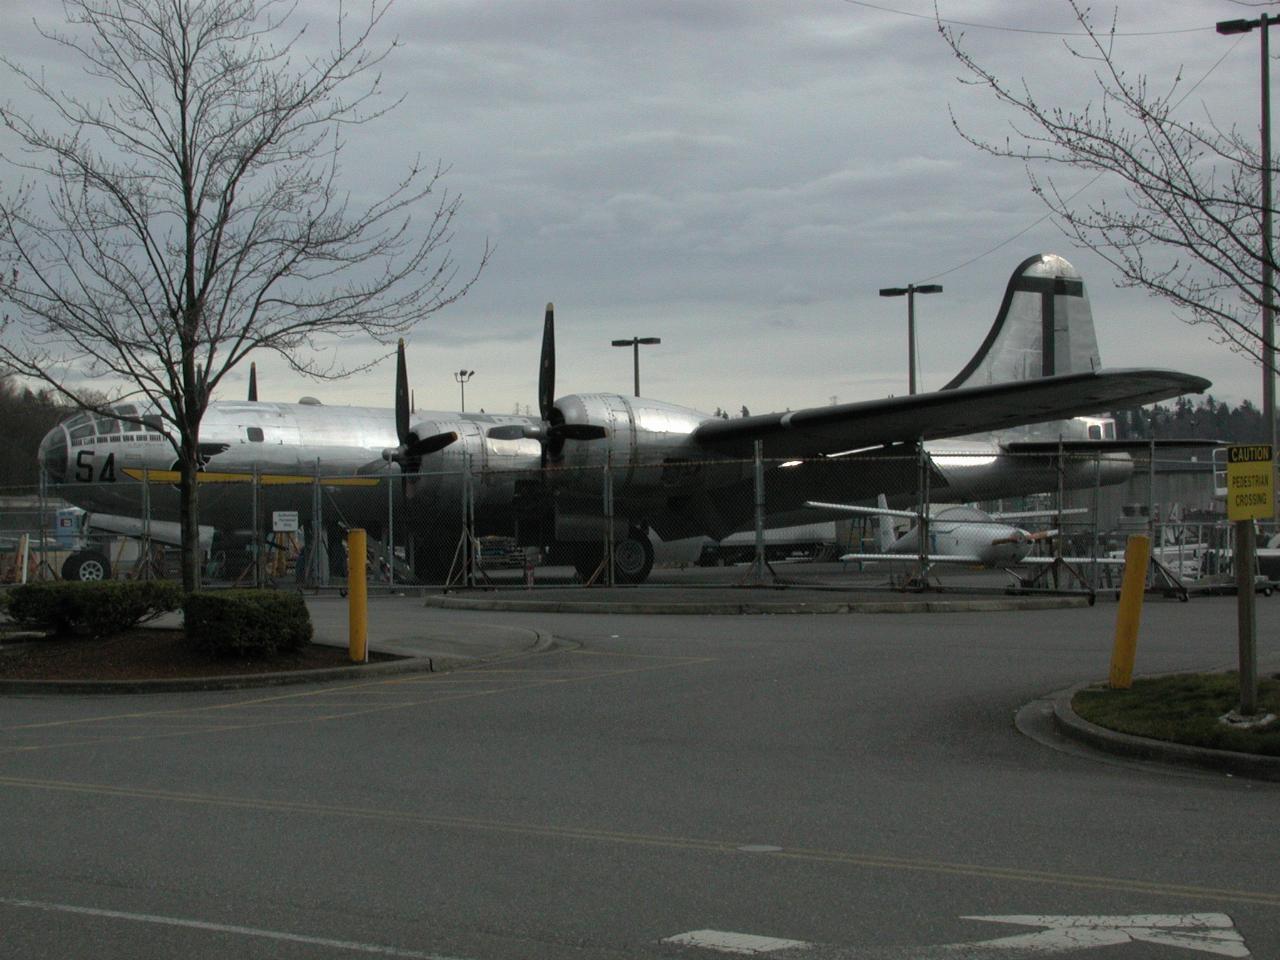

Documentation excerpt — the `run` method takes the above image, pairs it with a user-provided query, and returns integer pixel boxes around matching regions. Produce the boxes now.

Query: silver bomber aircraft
[37,254,1211,584]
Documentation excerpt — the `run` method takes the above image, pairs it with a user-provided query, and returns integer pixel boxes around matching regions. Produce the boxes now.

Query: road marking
[0,896,469,959]
[959,914,1250,957]
[663,929,812,954]
[664,915,1252,957]
[1,774,1278,909]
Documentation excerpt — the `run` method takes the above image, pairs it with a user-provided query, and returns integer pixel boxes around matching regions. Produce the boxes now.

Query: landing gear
[62,550,112,582]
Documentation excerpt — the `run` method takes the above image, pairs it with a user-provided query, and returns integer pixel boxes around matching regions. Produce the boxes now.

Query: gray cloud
[0,0,1258,416]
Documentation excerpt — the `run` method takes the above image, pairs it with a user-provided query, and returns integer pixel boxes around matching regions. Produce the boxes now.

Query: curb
[1050,681,1280,782]
[423,595,1090,615]
[0,628,554,696]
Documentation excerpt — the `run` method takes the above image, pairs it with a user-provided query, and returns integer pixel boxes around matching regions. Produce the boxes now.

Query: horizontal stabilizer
[804,499,921,521]
[1004,438,1224,453]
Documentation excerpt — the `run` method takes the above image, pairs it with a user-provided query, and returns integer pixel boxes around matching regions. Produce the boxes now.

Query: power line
[839,0,1211,37]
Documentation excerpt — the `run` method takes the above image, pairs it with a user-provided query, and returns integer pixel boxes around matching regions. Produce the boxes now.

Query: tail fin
[943,254,1100,390]
[877,493,895,552]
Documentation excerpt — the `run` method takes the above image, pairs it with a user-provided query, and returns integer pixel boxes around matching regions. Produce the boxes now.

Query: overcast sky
[0,0,1269,417]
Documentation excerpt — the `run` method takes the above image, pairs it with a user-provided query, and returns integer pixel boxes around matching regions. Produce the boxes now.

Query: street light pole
[878,284,942,395]
[1219,15,1278,718]
[1218,14,1276,465]
[453,369,474,411]
[610,336,662,397]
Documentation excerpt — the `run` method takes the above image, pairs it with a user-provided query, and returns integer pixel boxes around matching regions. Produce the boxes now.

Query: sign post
[1226,443,1274,715]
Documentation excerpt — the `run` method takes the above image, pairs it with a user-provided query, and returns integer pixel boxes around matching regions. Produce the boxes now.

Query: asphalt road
[2,595,1278,959]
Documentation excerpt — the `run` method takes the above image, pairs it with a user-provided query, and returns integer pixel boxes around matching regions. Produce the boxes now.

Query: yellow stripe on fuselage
[122,468,380,487]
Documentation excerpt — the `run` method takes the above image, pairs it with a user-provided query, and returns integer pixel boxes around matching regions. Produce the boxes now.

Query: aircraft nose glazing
[38,425,70,483]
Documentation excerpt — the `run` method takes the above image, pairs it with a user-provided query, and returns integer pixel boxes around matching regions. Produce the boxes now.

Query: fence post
[604,451,615,587]
[916,439,930,584]
[251,463,261,588]
[1092,451,1102,589]
[37,470,49,582]
[753,440,766,582]
[462,451,475,588]
[1148,437,1157,587]
[310,458,325,588]
[387,463,395,589]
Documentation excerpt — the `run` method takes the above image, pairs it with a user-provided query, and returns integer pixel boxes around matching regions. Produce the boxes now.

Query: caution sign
[1226,444,1274,521]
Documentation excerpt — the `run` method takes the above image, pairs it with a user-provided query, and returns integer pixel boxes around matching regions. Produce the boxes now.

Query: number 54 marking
[75,450,116,483]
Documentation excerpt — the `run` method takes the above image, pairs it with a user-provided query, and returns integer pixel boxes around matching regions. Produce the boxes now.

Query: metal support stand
[34,472,55,581]
[904,438,934,592]
[132,469,165,580]
[738,440,779,586]
[446,453,490,590]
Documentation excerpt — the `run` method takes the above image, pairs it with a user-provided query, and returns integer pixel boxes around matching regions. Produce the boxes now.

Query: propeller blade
[538,303,555,423]
[248,362,258,402]
[1029,528,1059,541]
[395,339,410,445]
[550,423,609,441]
[406,431,458,457]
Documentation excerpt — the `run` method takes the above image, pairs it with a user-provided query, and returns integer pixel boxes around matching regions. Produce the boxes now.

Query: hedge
[4,580,184,638]
[184,590,313,658]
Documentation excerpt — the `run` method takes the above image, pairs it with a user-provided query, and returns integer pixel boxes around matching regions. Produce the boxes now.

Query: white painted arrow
[957,914,1249,957]
[662,914,1252,957]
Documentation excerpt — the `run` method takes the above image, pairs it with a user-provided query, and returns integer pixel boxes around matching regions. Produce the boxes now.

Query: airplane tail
[943,254,1100,390]
[876,493,895,552]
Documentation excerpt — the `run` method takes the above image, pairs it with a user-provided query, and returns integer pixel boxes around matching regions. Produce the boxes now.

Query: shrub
[6,580,184,638]
[184,590,313,658]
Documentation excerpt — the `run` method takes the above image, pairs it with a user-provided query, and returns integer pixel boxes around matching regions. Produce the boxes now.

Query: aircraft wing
[840,552,987,564]
[1021,556,1125,565]
[691,369,1210,460]
[805,500,921,520]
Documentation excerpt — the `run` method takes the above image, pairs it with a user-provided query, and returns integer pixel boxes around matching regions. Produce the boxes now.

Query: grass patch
[1073,673,1280,756]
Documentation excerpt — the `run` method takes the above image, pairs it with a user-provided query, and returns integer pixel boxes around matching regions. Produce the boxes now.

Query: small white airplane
[37,253,1211,584]
[810,495,1075,569]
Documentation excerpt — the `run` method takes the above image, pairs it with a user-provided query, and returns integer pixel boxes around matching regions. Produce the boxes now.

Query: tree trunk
[178,435,202,593]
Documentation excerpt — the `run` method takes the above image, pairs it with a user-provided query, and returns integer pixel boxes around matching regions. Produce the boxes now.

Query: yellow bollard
[348,528,368,663]
[1109,534,1151,689]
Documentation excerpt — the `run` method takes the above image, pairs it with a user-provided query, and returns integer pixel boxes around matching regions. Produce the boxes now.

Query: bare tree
[0,0,486,590]
[940,2,1273,374]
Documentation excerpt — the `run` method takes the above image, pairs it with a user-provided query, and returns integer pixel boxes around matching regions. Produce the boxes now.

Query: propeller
[486,303,607,463]
[991,528,1057,546]
[380,339,458,473]
[248,362,258,402]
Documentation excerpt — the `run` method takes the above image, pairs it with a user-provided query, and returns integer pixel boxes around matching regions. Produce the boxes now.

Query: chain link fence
[0,445,1244,593]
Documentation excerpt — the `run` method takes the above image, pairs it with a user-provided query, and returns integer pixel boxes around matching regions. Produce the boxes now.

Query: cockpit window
[69,420,96,441]
[95,416,120,436]
[1088,424,1102,440]
[112,404,138,419]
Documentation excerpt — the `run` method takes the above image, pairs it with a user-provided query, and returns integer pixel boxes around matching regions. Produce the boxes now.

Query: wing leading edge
[690,369,1210,460]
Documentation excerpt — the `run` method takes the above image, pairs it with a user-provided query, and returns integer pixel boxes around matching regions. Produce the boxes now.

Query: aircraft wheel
[62,550,112,582]
[613,531,654,585]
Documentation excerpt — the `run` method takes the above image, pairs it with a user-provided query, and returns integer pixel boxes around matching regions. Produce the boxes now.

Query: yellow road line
[1,773,1275,907]
[0,651,714,755]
